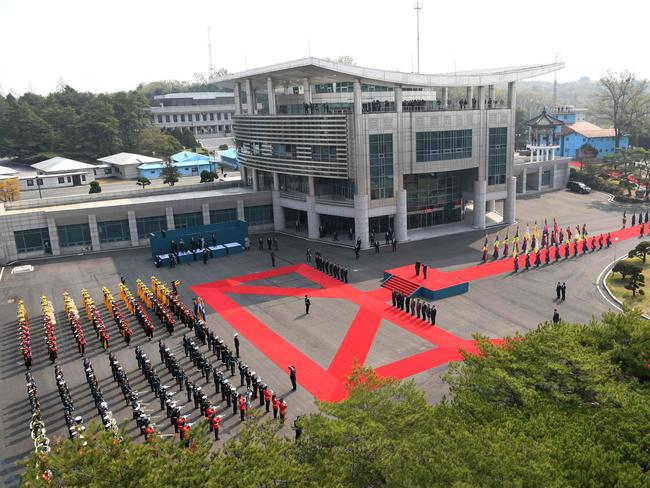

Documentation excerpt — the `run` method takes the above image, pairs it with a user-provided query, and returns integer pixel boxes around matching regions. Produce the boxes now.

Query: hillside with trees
[20,310,650,487]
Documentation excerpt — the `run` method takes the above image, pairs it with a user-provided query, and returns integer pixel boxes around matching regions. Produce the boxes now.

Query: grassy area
[605,256,650,312]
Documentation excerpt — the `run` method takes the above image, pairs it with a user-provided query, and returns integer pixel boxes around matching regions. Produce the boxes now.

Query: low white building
[24,157,96,191]
[97,153,163,179]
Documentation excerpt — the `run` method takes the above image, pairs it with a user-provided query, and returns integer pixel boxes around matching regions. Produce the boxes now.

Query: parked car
[567,181,591,194]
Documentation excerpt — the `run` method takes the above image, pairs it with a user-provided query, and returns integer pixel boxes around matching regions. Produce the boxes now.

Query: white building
[97,153,163,179]
[24,157,96,191]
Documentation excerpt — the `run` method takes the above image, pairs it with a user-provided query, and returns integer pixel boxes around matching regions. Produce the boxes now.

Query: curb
[597,255,650,320]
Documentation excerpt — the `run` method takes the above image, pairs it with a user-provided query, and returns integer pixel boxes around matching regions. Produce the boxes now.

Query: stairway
[381,274,420,296]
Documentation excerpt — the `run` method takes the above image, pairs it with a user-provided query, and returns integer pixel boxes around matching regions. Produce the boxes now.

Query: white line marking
[0,266,4,282]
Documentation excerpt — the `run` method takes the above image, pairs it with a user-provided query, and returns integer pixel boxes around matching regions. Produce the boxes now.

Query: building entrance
[319,214,355,239]
[284,208,308,232]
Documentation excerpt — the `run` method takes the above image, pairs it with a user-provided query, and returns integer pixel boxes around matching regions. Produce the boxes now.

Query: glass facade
[58,223,91,248]
[98,220,130,243]
[315,178,355,200]
[15,228,50,253]
[279,174,309,194]
[369,134,394,200]
[210,208,237,224]
[136,216,166,239]
[256,170,274,191]
[174,212,203,229]
[244,205,273,225]
[416,129,472,162]
[312,145,338,162]
[404,173,463,229]
[488,127,508,185]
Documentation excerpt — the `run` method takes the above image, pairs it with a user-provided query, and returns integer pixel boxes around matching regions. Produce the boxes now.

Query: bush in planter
[89,181,101,194]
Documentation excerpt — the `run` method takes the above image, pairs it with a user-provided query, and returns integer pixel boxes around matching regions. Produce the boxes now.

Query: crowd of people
[54,365,87,442]
[18,300,31,368]
[82,289,110,350]
[390,289,437,325]
[103,287,133,345]
[314,252,349,283]
[119,282,155,339]
[82,358,119,435]
[63,292,86,356]
[137,279,175,335]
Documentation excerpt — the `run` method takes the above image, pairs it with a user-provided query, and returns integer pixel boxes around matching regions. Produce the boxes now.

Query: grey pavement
[0,188,644,486]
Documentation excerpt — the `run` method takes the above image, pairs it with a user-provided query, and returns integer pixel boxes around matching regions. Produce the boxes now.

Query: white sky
[0,0,647,95]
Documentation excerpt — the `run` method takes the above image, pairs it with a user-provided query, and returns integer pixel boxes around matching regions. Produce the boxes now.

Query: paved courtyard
[0,189,644,485]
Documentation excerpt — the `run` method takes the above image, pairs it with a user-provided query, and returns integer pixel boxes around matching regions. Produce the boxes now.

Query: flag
[543,219,549,236]
[524,225,531,242]
[482,236,488,251]
[533,222,540,241]
[553,218,559,234]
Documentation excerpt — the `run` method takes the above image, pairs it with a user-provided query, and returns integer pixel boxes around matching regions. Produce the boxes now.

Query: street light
[614,236,620,261]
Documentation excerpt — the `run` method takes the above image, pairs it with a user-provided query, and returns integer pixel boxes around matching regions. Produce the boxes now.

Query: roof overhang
[209,57,565,89]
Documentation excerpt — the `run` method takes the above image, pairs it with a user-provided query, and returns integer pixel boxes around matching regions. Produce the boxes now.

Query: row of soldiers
[119,283,155,339]
[63,292,86,356]
[514,233,613,271]
[314,252,349,283]
[54,365,86,442]
[623,210,649,227]
[82,289,110,350]
[82,358,119,434]
[18,300,32,368]
[391,290,437,325]
[109,353,157,441]
[41,296,58,362]
[137,279,175,335]
[103,287,133,345]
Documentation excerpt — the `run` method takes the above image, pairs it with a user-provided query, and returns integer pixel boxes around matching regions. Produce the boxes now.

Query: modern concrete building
[149,92,254,136]
[211,57,564,247]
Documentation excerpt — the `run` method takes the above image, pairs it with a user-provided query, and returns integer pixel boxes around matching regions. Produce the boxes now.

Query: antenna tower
[414,1,423,73]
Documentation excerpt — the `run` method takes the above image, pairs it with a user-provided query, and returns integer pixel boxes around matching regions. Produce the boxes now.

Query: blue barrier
[148,220,248,259]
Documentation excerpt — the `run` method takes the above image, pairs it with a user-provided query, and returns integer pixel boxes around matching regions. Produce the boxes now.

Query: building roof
[0,165,19,176]
[171,151,213,163]
[219,148,237,160]
[138,160,214,170]
[153,92,234,101]
[97,152,162,166]
[210,56,565,89]
[561,121,616,138]
[525,107,563,128]
[31,157,95,173]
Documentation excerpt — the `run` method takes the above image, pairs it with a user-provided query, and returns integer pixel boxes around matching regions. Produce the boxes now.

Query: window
[368,134,394,200]
[195,114,200,121]
[180,114,185,122]
[57,223,91,248]
[136,216,167,239]
[416,130,472,162]
[26,179,34,186]
[165,115,170,122]
[209,113,214,121]
[37,178,43,185]
[210,208,237,224]
[174,212,203,229]
[81,175,86,181]
[218,125,223,131]
[542,170,552,186]
[404,173,463,229]
[104,168,112,175]
[244,205,273,225]
[217,112,221,120]
[202,114,207,121]
[157,115,163,123]
[15,228,50,253]
[58,177,65,184]
[173,115,178,122]
[67,176,71,183]
[488,127,508,185]
[98,219,130,243]
[312,145,337,162]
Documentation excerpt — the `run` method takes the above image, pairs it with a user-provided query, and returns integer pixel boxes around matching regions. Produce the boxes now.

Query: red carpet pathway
[192,223,640,401]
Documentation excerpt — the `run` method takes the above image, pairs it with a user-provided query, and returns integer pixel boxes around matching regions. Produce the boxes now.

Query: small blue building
[137,151,216,179]
[218,148,239,170]
[551,107,629,158]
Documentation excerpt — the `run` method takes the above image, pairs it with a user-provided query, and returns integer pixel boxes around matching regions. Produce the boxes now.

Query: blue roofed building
[218,148,239,170]
[138,151,216,179]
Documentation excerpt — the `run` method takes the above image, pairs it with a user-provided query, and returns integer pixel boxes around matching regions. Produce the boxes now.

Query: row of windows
[313,82,394,93]
[416,130,472,162]
[369,134,394,200]
[98,220,130,243]
[15,228,50,253]
[244,205,273,225]
[58,224,91,248]
[488,127,508,185]
[157,112,233,123]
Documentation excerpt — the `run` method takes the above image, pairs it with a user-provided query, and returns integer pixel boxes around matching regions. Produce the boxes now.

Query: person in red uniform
[206,405,216,425]
[210,415,222,440]
[279,399,288,424]
[263,387,273,413]
[272,395,280,420]
[144,423,155,442]
[176,416,186,434]
[179,422,191,447]
[238,395,246,422]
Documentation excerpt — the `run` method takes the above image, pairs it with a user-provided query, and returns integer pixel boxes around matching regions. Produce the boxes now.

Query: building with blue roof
[138,152,215,179]
[218,148,239,170]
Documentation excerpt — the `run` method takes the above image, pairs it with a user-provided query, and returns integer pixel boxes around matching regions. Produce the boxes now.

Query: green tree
[110,91,150,152]
[218,144,228,151]
[136,128,182,159]
[161,160,180,186]
[136,176,151,189]
[613,260,641,279]
[624,268,645,296]
[88,180,101,194]
[75,95,122,159]
[628,241,650,263]
[180,128,198,149]
[200,170,214,182]
[0,97,52,159]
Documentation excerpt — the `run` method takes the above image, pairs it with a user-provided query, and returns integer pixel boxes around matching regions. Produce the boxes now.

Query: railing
[280,191,307,202]
[315,196,354,207]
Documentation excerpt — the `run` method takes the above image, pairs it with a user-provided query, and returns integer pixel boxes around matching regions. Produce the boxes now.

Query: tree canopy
[20,310,650,487]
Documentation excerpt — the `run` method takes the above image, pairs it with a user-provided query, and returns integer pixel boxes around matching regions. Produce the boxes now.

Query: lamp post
[36,176,42,199]
[614,236,620,261]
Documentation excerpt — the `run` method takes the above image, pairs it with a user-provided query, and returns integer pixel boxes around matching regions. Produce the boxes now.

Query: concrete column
[166,207,175,230]
[537,169,543,189]
[306,196,320,239]
[267,77,276,115]
[354,194,370,248]
[46,217,61,256]
[252,168,258,192]
[128,210,139,247]
[272,172,279,191]
[234,82,242,115]
[241,166,248,186]
[486,200,496,213]
[442,87,449,108]
[466,86,474,105]
[473,180,487,229]
[88,214,101,251]
[202,203,210,225]
[478,86,486,110]
[244,79,254,114]
[353,80,362,115]
[303,78,311,104]
[521,168,527,194]
[308,176,315,196]
[504,176,516,224]
[272,191,285,231]
[395,189,407,242]
[395,84,403,113]
[488,84,496,101]
[236,200,245,221]
[507,81,517,109]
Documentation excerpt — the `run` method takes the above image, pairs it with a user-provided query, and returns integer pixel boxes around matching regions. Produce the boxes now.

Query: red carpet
[192,222,640,401]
